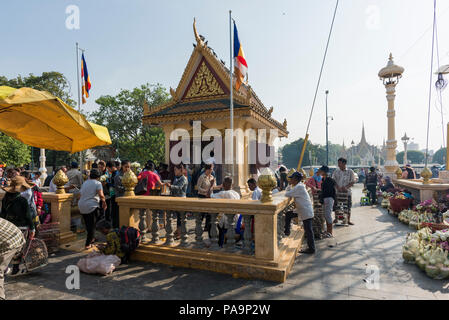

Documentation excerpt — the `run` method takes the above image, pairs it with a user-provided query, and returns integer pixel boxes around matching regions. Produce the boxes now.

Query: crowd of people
[0,155,403,299]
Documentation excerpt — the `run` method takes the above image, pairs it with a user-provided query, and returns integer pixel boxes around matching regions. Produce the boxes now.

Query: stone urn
[53,169,69,194]
[122,170,138,196]
[258,168,277,203]
[395,167,403,179]
[421,167,432,185]
[298,168,307,181]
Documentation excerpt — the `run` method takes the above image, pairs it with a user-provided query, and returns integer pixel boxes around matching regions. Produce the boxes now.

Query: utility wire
[304,0,339,135]
[399,3,449,61]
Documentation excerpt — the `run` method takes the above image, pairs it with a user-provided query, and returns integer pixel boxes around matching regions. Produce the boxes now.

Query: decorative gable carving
[183,60,226,100]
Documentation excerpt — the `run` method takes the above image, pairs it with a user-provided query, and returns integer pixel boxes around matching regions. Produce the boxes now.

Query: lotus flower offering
[398,209,436,229]
[402,227,449,279]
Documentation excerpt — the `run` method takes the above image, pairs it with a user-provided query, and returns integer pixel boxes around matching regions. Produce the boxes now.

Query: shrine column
[163,125,175,165]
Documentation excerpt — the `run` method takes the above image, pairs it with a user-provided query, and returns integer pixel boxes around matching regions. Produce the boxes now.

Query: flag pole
[229,10,234,180]
[76,42,83,170]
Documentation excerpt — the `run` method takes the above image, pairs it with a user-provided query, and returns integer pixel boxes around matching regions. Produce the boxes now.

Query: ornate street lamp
[351,140,355,165]
[378,53,404,177]
[401,133,410,165]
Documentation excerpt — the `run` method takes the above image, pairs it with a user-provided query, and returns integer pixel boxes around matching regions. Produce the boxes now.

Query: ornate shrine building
[143,19,288,196]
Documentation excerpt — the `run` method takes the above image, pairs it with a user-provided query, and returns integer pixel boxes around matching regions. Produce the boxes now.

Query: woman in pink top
[138,161,163,195]
[305,168,322,194]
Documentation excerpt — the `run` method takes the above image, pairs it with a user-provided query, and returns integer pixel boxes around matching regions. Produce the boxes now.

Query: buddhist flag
[81,53,91,104]
[233,22,248,91]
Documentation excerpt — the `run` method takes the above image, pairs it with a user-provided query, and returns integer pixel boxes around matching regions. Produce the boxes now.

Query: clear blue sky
[2,0,449,153]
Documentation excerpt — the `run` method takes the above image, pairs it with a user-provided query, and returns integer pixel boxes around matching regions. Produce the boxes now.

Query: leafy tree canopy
[433,148,446,165]
[396,150,425,164]
[90,83,169,165]
[0,133,31,167]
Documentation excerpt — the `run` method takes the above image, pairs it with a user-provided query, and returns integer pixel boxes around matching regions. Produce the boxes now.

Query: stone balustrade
[0,191,76,244]
[393,179,449,203]
[116,191,303,282]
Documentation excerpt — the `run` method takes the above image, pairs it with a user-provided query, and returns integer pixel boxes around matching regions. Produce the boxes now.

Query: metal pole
[325,90,329,166]
[76,43,84,170]
[229,10,234,179]
[446,123,449,170]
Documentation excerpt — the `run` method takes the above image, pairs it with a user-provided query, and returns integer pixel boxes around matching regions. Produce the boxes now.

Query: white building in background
[422,149,434,157]
[408,142,419,151]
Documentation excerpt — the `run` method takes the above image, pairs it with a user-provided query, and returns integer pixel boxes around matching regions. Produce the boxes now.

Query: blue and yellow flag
[233,22,248,91]
[81,53,91,104]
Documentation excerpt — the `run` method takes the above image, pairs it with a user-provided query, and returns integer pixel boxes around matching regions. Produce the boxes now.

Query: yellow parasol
[0,86,111,153]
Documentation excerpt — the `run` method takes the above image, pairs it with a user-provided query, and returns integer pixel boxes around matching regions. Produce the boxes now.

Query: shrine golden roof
[143,18,288,137]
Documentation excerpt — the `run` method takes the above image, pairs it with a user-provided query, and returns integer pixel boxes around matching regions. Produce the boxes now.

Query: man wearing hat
[0,176,35,276]
[284,171,315,254]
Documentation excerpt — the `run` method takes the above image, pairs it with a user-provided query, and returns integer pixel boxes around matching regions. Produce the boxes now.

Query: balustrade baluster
[194,212,203,245]
[139,209,148,235]
[280,211,286,238]
[243,215,252,254]
[165,211,174,245]
[151,210,160,243]
[209,213,219,247]
[179,212,188,246]
[277,212,283,246]
[225,214,236,247]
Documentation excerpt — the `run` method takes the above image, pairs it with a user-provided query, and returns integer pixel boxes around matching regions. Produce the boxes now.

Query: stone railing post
[118,204,140,229]
[43,193,77,244]
[254,213,278,261]
[255,169,279,260]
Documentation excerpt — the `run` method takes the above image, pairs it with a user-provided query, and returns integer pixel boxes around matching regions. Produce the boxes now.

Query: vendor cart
[335,191,350,226]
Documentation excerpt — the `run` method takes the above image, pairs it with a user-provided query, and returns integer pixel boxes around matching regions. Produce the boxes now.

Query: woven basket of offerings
[389,198,413,213]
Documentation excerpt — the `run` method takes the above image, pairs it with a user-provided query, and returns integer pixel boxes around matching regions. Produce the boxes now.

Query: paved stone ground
[5,184,449,300]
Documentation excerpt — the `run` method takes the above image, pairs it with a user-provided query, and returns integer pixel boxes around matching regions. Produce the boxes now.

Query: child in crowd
[318,165,336,238]
[95,219,126,262]
[210,177,243,247]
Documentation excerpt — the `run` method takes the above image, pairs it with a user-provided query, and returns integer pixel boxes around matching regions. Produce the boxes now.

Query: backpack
[116,226,141,262]
[134,176,148,195]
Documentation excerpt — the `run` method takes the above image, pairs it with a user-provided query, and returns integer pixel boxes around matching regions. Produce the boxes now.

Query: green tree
[91,83,169,165]
[0,133,31,167]
[0,72,76,107]
[433,148,446,164]
[0,72,77,168]
[280,139,329,168]
[396,150,425,164]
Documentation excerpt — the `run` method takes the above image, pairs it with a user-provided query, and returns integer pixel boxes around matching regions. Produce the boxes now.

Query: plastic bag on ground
[77,253,121,275]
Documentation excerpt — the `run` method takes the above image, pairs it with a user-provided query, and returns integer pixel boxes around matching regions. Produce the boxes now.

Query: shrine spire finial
[193,18,204,47]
